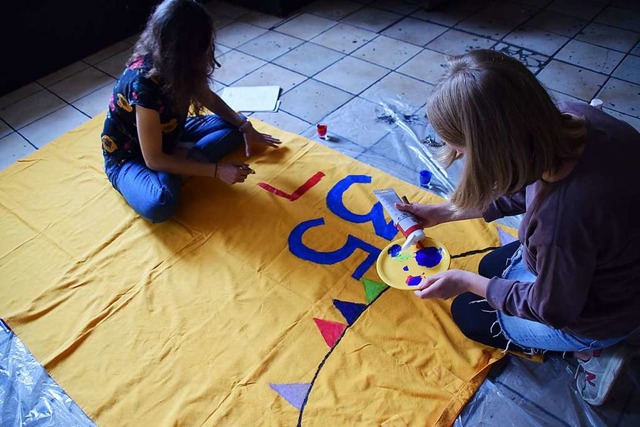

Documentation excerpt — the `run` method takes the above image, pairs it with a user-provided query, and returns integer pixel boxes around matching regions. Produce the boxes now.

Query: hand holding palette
[376,237,451,290]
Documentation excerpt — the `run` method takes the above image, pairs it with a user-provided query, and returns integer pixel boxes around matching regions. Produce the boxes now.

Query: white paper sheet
[220,86,281,112]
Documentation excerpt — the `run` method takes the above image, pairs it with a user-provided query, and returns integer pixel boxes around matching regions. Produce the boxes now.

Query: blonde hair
[427,49,586,211]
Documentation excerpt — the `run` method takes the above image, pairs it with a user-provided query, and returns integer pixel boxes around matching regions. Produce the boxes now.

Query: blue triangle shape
[498,227,518,246]
[333,299,367,325]
[270,382,311,410]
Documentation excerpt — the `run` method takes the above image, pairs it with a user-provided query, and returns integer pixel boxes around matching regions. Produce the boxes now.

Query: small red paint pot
[316,123,328,139]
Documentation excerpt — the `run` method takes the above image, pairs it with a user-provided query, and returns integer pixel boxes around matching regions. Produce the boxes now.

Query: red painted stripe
[257,171,325,201]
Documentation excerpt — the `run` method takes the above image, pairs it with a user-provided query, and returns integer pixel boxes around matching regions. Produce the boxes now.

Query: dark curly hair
[130,0,216,113]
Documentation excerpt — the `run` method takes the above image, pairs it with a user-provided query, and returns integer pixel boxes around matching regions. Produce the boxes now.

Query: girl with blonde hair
[398,49,640,406]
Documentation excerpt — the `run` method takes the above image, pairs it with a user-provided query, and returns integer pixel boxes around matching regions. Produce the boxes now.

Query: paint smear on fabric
[405,275,422,286]
[415,247,442,268]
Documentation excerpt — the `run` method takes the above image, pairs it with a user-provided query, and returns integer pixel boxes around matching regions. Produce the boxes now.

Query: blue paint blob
[415,246,442,268]
[402,265,409,271]
[388,244,402,257]
[405,275,422,286]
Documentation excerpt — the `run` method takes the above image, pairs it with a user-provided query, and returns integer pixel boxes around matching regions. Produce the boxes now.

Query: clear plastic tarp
[3,92,638,425]
[0,320,95,427]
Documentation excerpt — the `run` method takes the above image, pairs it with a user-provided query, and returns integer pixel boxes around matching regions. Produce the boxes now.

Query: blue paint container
[419,170,433,188]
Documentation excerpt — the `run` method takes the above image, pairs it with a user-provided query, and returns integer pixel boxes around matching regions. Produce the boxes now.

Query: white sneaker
[576,344,632,406]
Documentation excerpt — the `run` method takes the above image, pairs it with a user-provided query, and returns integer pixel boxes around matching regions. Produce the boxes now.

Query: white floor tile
[239,11,287,29]
[311,23,376,54]
[18,106,88,148]
[216,21,268,49]
[205,1,250,19]
[396,49,449,84]
[611,0,640,10]
[455,2,536,40]
[352,35,422,70]
[595,6,640,32]
[0,90,65,129]
[538,60,607,101]
[0,83,42,110]
[342,7,403,33]
[612,55,640,84]
[250,110,311,134]
[603,108,640,132]
[273,42,345,77]
[83,41,132,65]
[48,68,114,103]
[233,63,307,94]
[37,62,90,88]
[275,13,337,41]
[0,132,35,171]
[72,85,113,118]
[382,17,448,47]
[237,31,304,62]
[306,96,391,148]
[493,43,549,74]
[526,10,588,38]
[280,79,353,123]
[303,0,363,21]
[303,128,367,158]
[412,1,482,27]
[213,15,234,31]
[548,89,586,104]
[632,41,640,56]
[361,71,434,107]
[597,78,640,116]
[503,26,570,56]
[547,0,606,20]
[370,0,419,15]
[314,56,389,95]
[95,49,133,78]
[0,120,11,139]
[555,40,625,74]
[575,23,640,53]
[213,50,267,86]
[426,29,495,56]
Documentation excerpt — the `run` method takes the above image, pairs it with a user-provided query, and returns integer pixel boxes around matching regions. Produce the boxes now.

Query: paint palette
[376,237,451,290]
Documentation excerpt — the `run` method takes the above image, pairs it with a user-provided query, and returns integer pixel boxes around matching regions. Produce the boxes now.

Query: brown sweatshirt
[484,102,640,340]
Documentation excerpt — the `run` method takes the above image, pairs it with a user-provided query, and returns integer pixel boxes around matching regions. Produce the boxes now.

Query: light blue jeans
[104,115,244,223]
[497,246,629,352]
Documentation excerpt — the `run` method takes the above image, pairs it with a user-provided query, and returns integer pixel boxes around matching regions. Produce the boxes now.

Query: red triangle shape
[313,318,346,348]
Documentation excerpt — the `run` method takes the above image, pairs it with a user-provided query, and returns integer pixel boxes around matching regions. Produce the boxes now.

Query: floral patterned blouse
[101,56,187,167]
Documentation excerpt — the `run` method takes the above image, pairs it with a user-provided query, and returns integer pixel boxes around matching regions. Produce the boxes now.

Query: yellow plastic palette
[376,237,451,290]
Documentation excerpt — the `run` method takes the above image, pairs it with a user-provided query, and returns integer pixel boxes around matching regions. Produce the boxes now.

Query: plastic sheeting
[301,92,522,229]
[0,320,94,427]
[455,354,640,426]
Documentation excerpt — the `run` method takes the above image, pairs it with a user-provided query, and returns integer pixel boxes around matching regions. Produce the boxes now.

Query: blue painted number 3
[288,175,398,280]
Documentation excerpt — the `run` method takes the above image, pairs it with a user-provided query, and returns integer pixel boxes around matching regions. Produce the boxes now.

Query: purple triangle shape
[333,299,367,325]
[270,382,311,410]
[498,228,518,246]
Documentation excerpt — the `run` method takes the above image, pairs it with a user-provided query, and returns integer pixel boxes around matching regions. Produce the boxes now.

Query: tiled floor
[1,0,639,423]
[1,0,639,172]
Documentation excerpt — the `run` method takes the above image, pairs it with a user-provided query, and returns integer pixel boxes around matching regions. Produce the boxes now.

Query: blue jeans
[451,242,631,353]
[497,246,628,352]
[104,115,244,223]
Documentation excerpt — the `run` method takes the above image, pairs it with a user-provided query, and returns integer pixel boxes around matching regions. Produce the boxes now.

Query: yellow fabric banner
[0,114,503,426]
